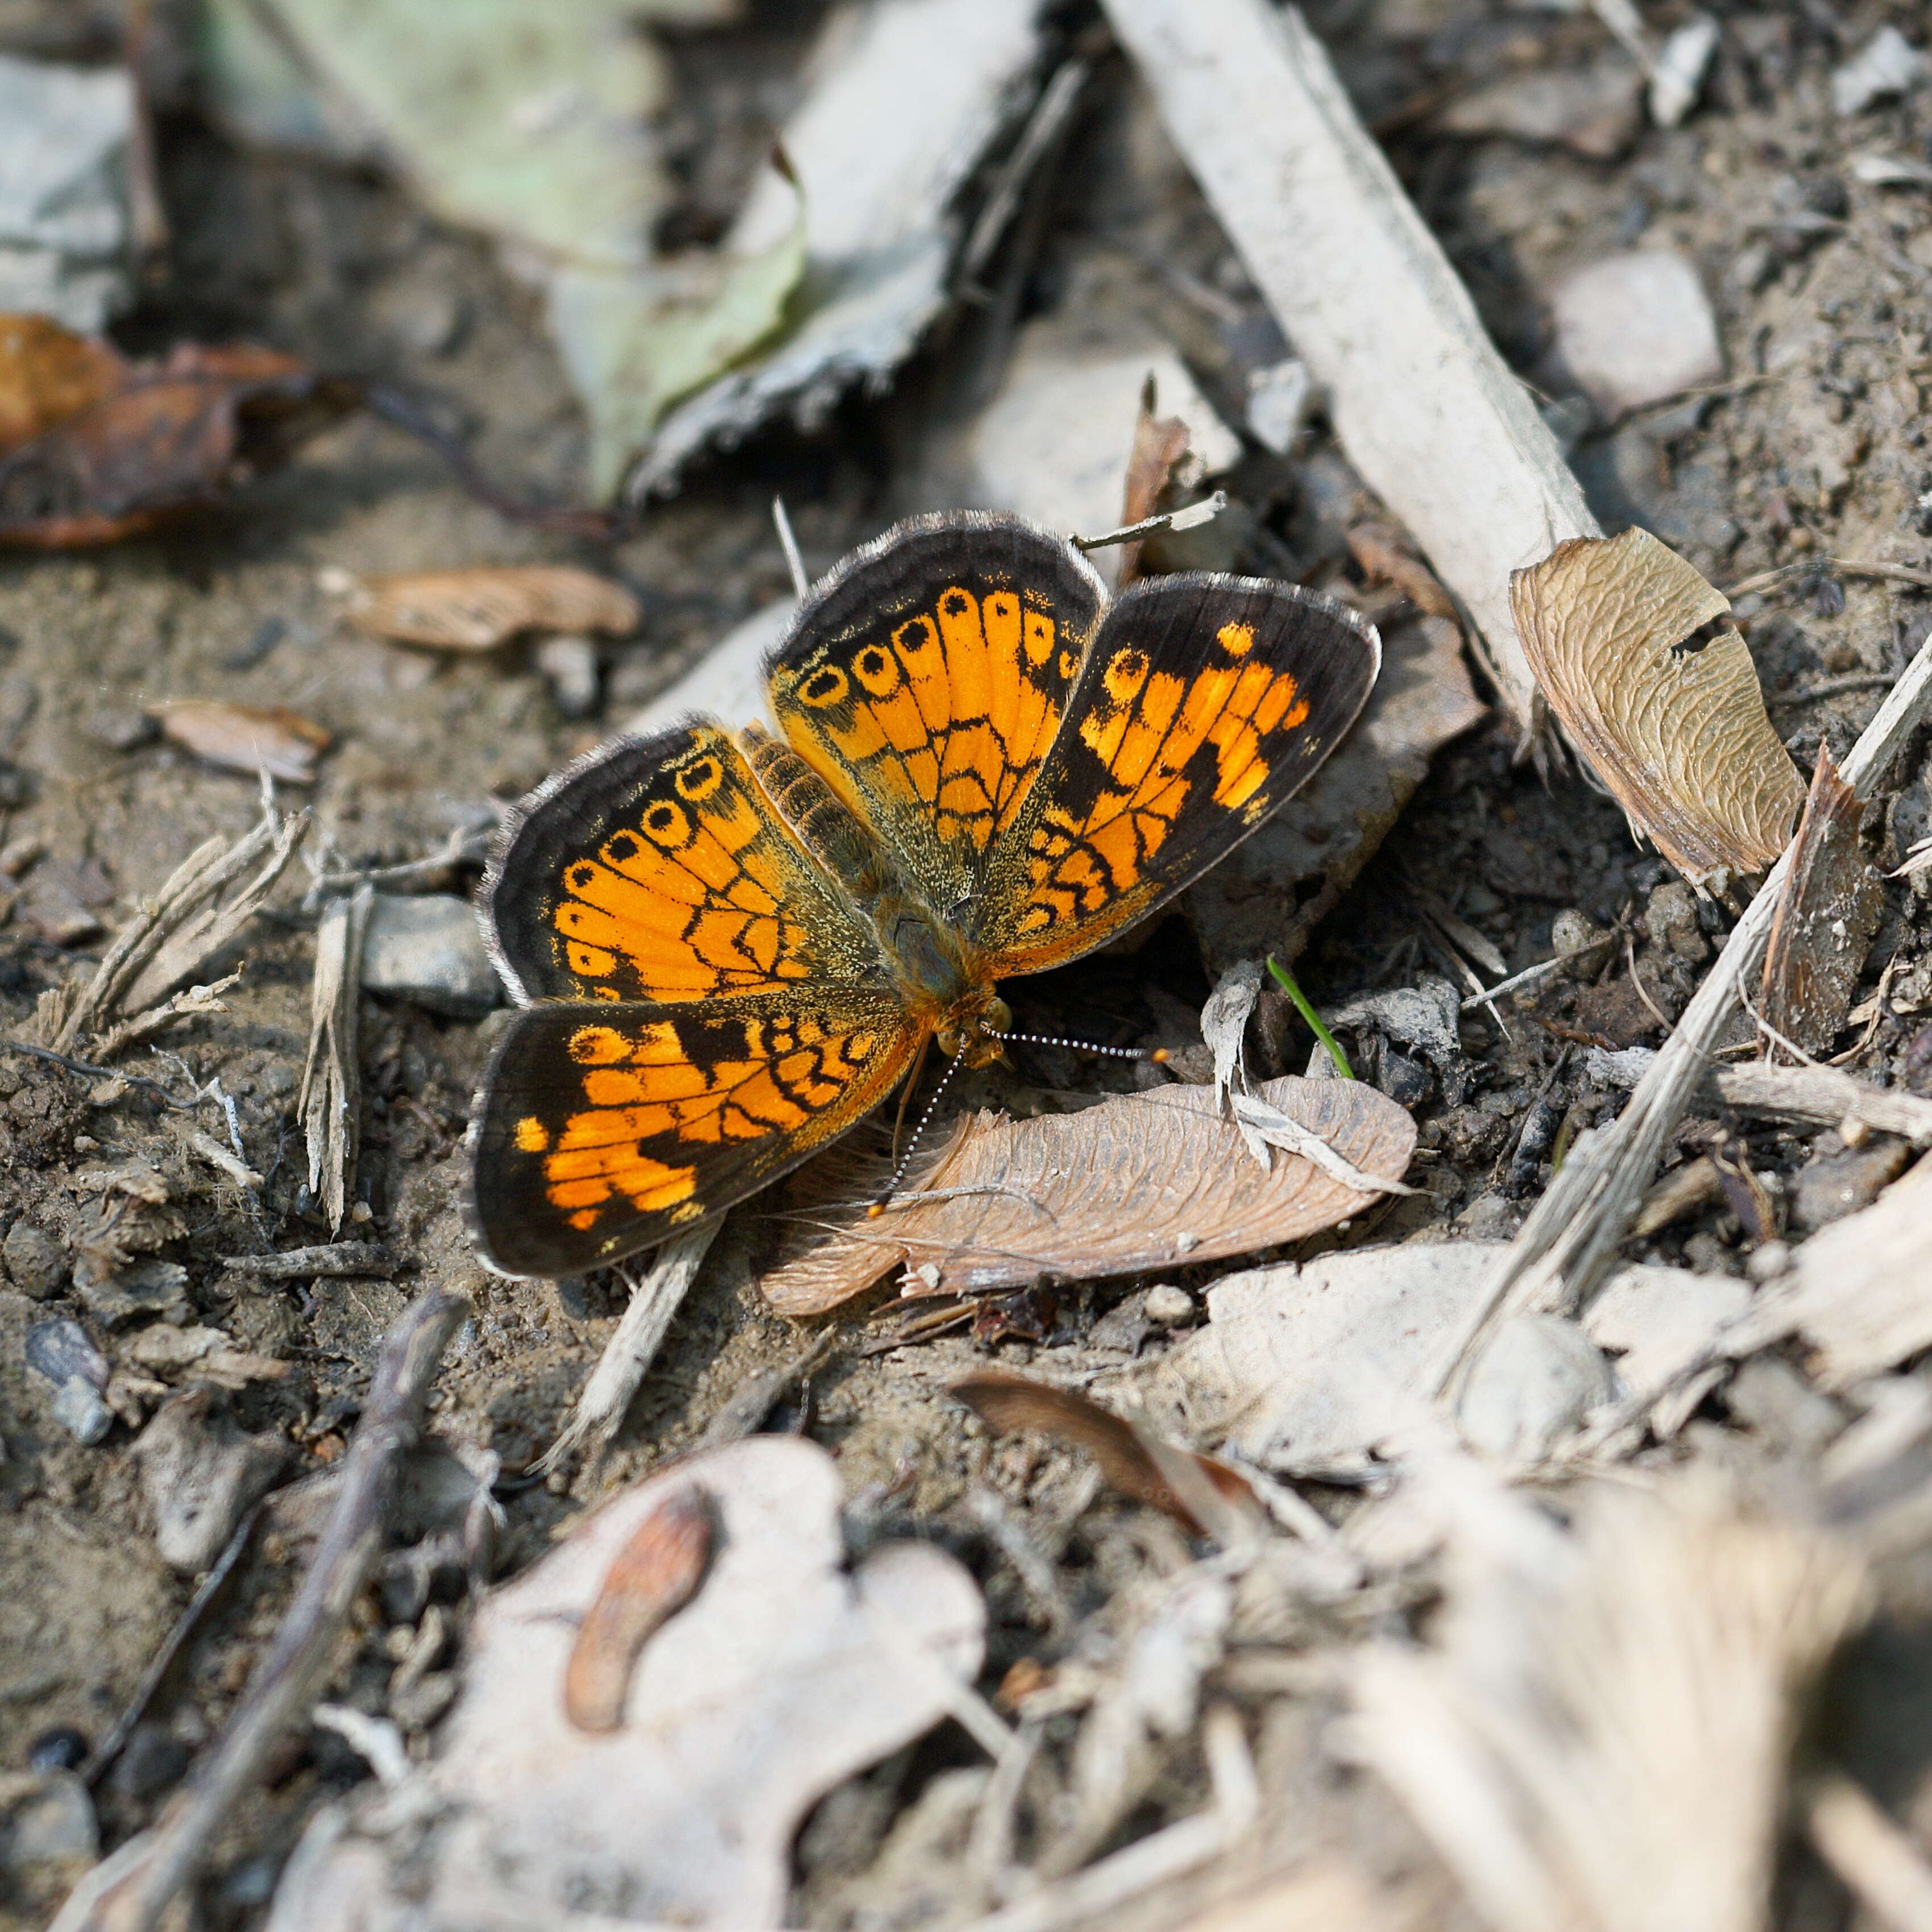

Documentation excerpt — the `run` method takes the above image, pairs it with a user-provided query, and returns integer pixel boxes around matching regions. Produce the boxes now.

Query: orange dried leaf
[1510,529,1804,882]
[0,313,125,451]
[955,1371,1262,1536]
[1760,745,1883,1056]
[0,317,355,546]
[346,566,641,650]
[760,1076,1415,1315]
[1116,375,1193,587]
[564,1486,714,1734]
[153,701,333,785]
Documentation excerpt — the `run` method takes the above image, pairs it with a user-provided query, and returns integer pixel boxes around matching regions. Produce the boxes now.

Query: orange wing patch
[768,516,1104,913]
[466,990,917,1277]
[981,578,1376,976]
[484,724,887,1007]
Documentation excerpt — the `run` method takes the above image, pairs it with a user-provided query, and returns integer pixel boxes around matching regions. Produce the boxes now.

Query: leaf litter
[22,5,1932,1932]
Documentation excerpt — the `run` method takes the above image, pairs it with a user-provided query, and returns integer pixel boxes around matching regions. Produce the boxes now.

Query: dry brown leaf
[760,1075,1415,1315]
[1760,745,1883,1056]
[1510,528,1804,883]
[152,700,331,785]
[0,313,125,450]
[955,1371,1262,1536]
[1116,374,1193,586]
[1346,520,1458,620]
[345,565,640,650]
[0,318,355,546]
[563,1485,714,1734]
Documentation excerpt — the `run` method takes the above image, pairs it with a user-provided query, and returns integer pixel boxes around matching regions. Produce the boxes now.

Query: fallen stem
[1267,956,1353,1077]
[51,1290,470,1932]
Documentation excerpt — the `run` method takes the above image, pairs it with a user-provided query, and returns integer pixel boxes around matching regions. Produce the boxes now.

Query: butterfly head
[934,988,1012,1067]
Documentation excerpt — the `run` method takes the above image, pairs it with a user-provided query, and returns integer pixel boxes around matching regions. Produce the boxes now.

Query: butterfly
[466,511,1380,1278]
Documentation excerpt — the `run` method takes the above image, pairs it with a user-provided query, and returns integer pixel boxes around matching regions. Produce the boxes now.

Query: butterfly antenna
[870,1050,965,1218]
[994,1032,1172,1062]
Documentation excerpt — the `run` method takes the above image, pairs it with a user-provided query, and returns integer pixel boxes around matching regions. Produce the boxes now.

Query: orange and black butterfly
[466,512,1379,1278]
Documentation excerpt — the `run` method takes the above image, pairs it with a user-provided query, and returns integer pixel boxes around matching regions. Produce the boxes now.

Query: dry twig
[299,885,372,1233]
[1441,633,1932,1400]
[52,1290,469,1932]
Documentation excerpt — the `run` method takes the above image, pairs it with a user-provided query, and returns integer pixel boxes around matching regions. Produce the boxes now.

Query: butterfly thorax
[740,723,1011,1065]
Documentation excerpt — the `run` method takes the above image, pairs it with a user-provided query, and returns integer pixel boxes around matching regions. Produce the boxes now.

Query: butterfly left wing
[975,573,1380,976]
[467,987,918,1278]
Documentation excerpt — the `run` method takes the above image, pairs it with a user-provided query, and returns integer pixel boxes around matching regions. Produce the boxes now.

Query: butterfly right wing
[482,722,888,1006]
[466,988,919,1278]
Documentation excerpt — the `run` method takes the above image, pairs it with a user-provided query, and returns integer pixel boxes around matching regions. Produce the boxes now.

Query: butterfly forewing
[976,573,1380,974]
[483,722,888,1008]
[466,989,918,1278]
[766,513,1105,917]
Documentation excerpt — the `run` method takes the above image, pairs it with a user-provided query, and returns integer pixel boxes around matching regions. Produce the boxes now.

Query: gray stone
[3,1220,66,1298]
[134,1388,287,1572]
[360,893,500,1018]
[0,55,132,331]
[49,1377,111,1445]
[1644,881,1707,962]
[1550,251,1722,420]
[0,1769,97,1867]
[1832,26,1929,117]
[1792,1138,1912,1233]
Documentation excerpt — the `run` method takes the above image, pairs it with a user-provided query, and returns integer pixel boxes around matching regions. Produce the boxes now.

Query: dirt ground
[5,2,1932,1928]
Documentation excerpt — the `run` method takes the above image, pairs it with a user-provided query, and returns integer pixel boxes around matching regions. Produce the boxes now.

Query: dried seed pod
[345,566,640,650]
[563,1486,714,1734]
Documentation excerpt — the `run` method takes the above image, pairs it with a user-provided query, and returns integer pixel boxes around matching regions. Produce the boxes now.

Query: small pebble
[27,1727,89,1773]
[1746,1240,1793,1283]
[360,893,500,1018]
[0,1771,97,1867]
[536,635,602,719]
[1550,251,1723,418]
[0,834,43,877]
[1143,1283,1193,1325]
[1792,1139,1910,1232]
[3,1220,68,1299]
[51,1377,111,1445]
[1644,881,1707,963]
[107,1725,191,1807]
[1551,907,1611,976]
[25,1317,107,1394]
[76,1258,190,1329]
[80,705,157,752]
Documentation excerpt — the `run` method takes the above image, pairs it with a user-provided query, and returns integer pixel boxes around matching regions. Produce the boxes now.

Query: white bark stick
[1101,0,1597,739]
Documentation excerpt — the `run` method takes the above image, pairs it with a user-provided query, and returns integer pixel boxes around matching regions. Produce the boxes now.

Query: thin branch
[53,1290,470,1932]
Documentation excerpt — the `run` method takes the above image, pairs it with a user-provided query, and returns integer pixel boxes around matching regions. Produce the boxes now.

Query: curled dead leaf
[1760,745,1883,1058]
[0,316,356,546]
[1510,528,1804,882]
[760,1075,1415,1315]
[153,700,331,784]
[1116,374,1193,587]
[955,1371,1262,1537]
[564,1485,714,1734]
[343,565,641,650]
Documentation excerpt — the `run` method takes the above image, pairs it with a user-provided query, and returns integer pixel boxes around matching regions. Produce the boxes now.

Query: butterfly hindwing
[483,722,887,1007]
[466,989,919,1278]
[766,512,1105,918]
[978,573,1381,973]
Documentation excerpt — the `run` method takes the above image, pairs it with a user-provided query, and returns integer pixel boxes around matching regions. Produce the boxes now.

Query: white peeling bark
[1101,0,1598,739]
